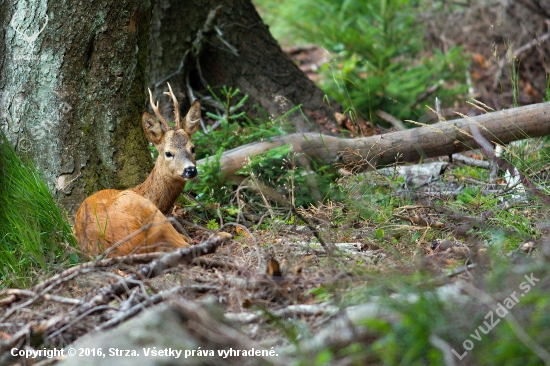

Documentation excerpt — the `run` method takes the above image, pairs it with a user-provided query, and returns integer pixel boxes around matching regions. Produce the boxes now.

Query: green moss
[113,4,154,189]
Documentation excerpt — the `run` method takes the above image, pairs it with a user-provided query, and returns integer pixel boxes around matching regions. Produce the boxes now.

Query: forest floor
[1,2,550,366]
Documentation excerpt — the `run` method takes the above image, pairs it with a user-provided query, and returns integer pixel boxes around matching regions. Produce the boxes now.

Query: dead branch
[59,233,231,320]
[452,153,491,169]
[0,233,232,351]
[492,26,550,89]
[95,285,215,331]
[376,110,407,131]
[199,103,550,181]
[470,123,550,204]
[0,289,82,306]
[225,303,339,324]
[32,252,167,294]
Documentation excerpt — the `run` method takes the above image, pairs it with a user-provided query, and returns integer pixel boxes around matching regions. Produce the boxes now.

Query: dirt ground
[1,1,550,365]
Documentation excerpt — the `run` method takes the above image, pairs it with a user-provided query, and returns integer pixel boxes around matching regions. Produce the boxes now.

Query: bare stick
[493,30,550,89]
[376,110,407,131]
[452,153,490,169]
[42,233,232,338]
[470,123,550,204]
[1,289,82,305]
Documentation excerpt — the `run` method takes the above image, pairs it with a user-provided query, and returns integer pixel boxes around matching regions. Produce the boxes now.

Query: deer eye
[165,151,173,158]
[190,146,196,154]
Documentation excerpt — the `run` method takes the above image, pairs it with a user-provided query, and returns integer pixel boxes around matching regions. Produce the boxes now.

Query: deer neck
[131,165,186,215]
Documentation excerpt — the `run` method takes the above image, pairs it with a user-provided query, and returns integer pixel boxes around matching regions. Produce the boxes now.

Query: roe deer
[74,84,201,257]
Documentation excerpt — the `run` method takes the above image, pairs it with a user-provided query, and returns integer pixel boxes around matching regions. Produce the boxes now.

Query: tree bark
[199,102,550,181]
[147,0,339,134]
[0,0,153,214]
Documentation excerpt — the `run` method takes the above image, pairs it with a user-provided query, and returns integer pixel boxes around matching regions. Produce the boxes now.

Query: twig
[470,123,550,204]
[451,153,490,169]
[291,206,335,256]
[429,334,458,366]
[1,289,82,306]
[0,323,32,359]
[154,50,189,88]
[376,110,407,131]
[446,263,477,278]
[225,303,339,324]
[33,252,171,294]
[36,233,232,340]
[48,305,117,340]
[492,30,550,90]
[95,284,218,331]
[220,222,261,268]
[192,257,238,271]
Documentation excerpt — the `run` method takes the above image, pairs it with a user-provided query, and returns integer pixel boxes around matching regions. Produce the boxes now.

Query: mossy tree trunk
[147,0,339,134]
[0,0,153,215]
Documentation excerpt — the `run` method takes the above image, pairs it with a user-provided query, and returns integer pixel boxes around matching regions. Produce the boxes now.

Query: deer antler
[163,83,181,129]
[148,88,172,131]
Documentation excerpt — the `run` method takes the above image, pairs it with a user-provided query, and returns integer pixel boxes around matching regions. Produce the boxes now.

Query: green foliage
[205,85,248,127]
[254,0,469,125]
[185,87,292,204]
[0,133,78,287]
[370,294,447,365]
[186,87,342,208]
[206,219,219,231]
[195,87,289,161]
[335,172,404,226]
[317,265,550,366]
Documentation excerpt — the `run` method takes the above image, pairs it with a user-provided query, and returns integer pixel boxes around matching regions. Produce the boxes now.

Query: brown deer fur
[74,85,201,257]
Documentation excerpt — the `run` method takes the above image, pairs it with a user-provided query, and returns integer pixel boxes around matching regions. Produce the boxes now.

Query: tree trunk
[0,0,153,214]
[200,102,550,181]
[147,0,339,134]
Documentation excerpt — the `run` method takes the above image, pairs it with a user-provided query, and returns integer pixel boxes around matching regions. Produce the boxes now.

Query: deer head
[142,83,201,181]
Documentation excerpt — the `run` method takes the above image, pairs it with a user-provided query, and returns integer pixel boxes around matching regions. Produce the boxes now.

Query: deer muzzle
[182,166,197,179]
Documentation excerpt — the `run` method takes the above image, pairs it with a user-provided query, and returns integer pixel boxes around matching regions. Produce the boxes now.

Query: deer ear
[182,100,200,137]
[142,111,165,145]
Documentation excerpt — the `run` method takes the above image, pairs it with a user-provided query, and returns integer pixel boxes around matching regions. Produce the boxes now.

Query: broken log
[198,102,550,180]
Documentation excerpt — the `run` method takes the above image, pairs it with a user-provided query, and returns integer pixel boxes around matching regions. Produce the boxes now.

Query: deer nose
[182,166,197,179]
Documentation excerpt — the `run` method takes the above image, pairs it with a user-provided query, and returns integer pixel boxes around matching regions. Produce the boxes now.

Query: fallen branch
[0,233,232,350]
[452,153,491,169]
[95,285,216,331]
[198,103,550,181]
[376,110,407,131]
[0,289,82,306]
[225,303,339,324]
[32,252,168,294]
[60,233,231,321]
[470,123,550,204]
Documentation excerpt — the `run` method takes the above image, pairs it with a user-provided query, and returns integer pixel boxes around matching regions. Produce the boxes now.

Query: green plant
[206,219,219,230]
[185,87,294,204]
[0,133,78,287]
[254,0,468,126]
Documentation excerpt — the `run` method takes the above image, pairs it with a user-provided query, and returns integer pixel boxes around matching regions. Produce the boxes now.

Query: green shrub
[254,0,469,125]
